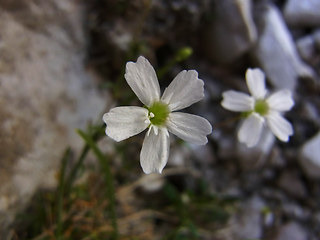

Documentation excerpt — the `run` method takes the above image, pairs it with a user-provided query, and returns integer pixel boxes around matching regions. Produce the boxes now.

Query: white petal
[140,128,170,174]
[238,113,264,147]
[125,56,160,106]
[246,68,267,99]
[161,70,204,111]
[103,106,149,142]
[266,90,294,111]
[221,90,254,112]
[266,111,293,142]
[167,112,212,145]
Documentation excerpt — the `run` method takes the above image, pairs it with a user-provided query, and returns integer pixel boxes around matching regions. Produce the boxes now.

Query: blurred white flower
[221,68,294,147]
[103,56,212,174]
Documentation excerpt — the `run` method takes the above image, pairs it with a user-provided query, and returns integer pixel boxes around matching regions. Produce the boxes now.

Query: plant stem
[65,124,104,195]
[76,129,118,239]
[56,148,71,240]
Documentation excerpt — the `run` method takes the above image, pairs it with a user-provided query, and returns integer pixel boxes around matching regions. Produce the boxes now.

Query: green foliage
[77,129,118,240]
[161,181,235,240]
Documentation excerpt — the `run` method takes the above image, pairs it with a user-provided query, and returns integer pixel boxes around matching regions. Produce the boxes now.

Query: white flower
[221,68,294,147]
[103,56,212,174]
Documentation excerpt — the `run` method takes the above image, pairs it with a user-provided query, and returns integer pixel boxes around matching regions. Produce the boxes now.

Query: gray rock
[229,195,264,240]
[313,212,320,229]
[296,32,320,67]
[169,144,192,167]
[253,4,314,91]
[300,132,320,178]
[297,35,316,63]
[278,171,307,199]
[282,202,311,221]
[261,187,287,202]
[237,128,275,170]
[284,0,320,27]
[202,0,257,64]
[302,101,320,125]
[190,143,215,165]
[314,29,320,48]
[0,1,106,236]
[217,133,237,159]
[272,222,308,240]
[268,147,287,168]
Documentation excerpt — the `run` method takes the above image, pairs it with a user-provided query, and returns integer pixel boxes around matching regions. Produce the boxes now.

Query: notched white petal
[161,70,204,111]
[125,56,160,106]
[246,68,267,99]
[167,112,212,145]
[266,111,293,142]
[103,106,149,142]
[140,128,170,174]
[221,90,254,112]
[238,113,264,147]
[267,90,294,112]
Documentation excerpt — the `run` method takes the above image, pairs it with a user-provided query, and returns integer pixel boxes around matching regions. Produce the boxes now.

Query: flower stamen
[147,101,170,126]
[254,99,269,116]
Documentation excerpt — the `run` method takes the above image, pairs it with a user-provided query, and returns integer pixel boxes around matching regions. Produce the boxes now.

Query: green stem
[64,145,89,195]
[56,148,71,240]
[76,129,118,239]
[65,124,104,195]
[157,46,193,79]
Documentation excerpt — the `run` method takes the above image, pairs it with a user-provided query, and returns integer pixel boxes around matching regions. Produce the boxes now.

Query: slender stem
[157,47,193,79]
[56,148,71,240]
[65,124,104,195]
[64,145,89,195]
[76,129,118,239]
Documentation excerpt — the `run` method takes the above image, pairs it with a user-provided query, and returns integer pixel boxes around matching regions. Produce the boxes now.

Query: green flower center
[147,101,170,126]
[254,99,269,116]
[242,99,269,118]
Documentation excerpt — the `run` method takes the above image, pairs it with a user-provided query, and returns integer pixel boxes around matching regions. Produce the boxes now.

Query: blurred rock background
[0,0,320,239]
[0,0,107,236]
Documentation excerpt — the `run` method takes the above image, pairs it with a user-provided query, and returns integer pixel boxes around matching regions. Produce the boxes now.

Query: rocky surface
[201,0,257,64]
[300,131,320,178]
[0,0,107,236]
[272,221,308,240]
[1,0,320,239]
[229,196,264,240]
[296,30,320,69]
[284,0,320,27]
[253,4,313,91]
